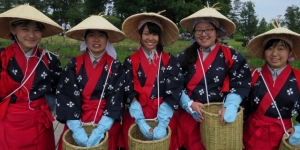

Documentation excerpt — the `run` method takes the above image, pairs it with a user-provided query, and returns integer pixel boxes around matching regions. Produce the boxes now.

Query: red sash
[186,43,221,96]
[130,47,169,106]
[80,52,113,123]
[245,64,294,147]
[0,43,47,119]
[245,112,292,147]
[257,64,292,113]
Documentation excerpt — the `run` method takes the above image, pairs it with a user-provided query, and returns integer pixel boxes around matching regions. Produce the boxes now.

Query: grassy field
[1,35,300,69]
[0,36,249,67]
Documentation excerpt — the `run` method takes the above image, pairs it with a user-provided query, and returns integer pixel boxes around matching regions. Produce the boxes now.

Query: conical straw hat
[66,14,125,43]
[122,11,179,46]
[180,2,235,37]
[0,4,63,39]
[247,20,300,60]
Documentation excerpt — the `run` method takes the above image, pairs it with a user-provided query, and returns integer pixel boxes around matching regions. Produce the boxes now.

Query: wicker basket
[200,102,243,150]
[128,120,171,150]
[62,124,108,150]
[279,134,300,150]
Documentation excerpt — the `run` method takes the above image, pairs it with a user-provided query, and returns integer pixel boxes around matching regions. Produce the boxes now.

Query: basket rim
[281,134,300,149]
[128,121,171,144]
[200,102,243,117]
[62,124,108,149]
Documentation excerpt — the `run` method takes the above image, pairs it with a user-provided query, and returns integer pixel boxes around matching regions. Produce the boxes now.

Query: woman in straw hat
[243,20,300,149]
[55,14,125,150]
[0,4,63,150]
[177,3,251,149]
[120,11,184,150]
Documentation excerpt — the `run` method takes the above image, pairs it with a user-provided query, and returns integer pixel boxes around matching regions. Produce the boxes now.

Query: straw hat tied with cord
[0,4,63,39]
[180,2,236,37]
[66,13,125,43]
[247,19,300,60]
[66,13,125,59]
[122,10,179,46]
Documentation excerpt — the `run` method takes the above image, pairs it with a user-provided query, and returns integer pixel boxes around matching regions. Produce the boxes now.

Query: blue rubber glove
[66,120,88,146]
[289,124,300,145]
[153,102,174,140]
[223,93,242,123]
[129,101,153,139]
[86,116,114,146]
[180,91,199,120]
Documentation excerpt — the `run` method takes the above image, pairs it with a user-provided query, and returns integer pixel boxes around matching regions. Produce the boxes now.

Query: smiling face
[194,22,218,49]
[10,20,44,52]
[264,39,292,69]
[84,30,108,57]
[138,22,163,54]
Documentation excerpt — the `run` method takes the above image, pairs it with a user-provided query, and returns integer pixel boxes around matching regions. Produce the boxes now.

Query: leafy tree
[255,18,269,35]
[113,0,231,27]
[114,0,148,21]
[201,0,231,16]
[106,15,122,29]
[64,0,85,25]
[49,0,85,26]
[84,0,110,16]
[228,0,242,38]
[284,5,300,33]
[169,0,203,24]
[0,0,13,13]
[239,1,258,37]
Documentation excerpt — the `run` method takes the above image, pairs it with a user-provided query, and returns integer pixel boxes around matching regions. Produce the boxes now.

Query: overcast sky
[239,0,300,22]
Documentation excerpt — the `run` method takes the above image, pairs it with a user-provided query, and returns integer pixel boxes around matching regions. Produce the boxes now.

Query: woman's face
[194,22,218,49]
[85,30,108,57]
[10,21,42,52]
[264,40,291,69]
[140,25,159,52]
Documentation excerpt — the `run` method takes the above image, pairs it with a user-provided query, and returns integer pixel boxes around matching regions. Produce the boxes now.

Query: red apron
[0,44,55,150]
[178,43,221,150]
[58,53,121,150]
[243,65,293,149]
[120,48,179,150]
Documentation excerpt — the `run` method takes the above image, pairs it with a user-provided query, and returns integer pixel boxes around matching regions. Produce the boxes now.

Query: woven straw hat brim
[247,27,300,60]
[180,8,235,37]
[0,4,63,39]
[122,13,179,46]
[66,15,125,43]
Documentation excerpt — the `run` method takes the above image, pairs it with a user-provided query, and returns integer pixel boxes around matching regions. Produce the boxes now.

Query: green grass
[0,36,239,66]
[2,36,300,69]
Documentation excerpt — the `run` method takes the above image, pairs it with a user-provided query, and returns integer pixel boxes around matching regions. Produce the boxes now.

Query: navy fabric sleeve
[162,54,184,109]
[47,52,62,94]
[227,48,251,98]
[56,58,82,122]
[123,56,138,105]
[103,60,125,121]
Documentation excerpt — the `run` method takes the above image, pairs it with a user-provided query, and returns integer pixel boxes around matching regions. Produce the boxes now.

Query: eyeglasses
[194,29,214,35]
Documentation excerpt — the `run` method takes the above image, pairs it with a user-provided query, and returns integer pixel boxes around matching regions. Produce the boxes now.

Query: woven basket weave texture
[62,125,108,150]
[128,120,171,150]
[279,135,300,150]
[200,102,243,150]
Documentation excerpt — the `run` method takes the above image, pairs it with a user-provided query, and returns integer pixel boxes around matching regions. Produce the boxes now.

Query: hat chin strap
[80,40,117,59]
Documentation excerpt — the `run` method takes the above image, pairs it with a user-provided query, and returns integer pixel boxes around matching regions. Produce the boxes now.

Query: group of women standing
[0,3,299,150]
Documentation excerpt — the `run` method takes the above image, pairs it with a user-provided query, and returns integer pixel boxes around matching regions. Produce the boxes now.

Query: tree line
[0,0,299,38]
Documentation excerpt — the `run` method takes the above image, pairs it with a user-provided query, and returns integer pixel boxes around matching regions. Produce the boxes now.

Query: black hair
[138,22,163,52]
[180,42,200,72]
[83,30,108,39]
[264,39,292,51]
[10,20,45,40]
[181,22,218,72]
